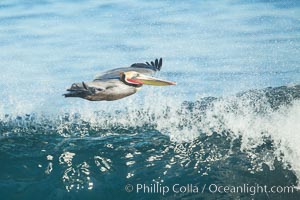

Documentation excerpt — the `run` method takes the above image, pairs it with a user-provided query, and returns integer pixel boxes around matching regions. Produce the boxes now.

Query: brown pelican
[64,58,176,101]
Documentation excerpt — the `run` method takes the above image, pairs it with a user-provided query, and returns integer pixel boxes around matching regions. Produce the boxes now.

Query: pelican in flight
[64,58,176,101]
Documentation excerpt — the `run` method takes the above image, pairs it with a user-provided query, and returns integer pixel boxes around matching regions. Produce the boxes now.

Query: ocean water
[0,0,300,199]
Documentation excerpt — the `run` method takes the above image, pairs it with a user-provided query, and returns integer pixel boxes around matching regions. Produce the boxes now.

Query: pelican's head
[121,71,176,86]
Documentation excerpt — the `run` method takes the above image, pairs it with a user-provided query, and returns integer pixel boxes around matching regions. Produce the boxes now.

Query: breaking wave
[1,84,300,191]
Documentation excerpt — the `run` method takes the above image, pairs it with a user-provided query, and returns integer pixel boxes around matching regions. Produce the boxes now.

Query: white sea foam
[4,87,299,185]
[51,90,300,185]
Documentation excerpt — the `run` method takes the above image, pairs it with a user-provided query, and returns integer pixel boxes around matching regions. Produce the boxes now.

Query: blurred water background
[0,0,300,199]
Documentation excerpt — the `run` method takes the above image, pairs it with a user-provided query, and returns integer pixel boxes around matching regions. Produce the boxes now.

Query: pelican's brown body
[64,58,175,101]
[65,80,140,101]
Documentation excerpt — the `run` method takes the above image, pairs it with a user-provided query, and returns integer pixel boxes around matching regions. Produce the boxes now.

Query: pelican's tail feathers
[63,82,90,98]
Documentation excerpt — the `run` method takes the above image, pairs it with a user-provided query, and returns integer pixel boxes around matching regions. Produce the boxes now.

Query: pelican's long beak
[135,73,176,86]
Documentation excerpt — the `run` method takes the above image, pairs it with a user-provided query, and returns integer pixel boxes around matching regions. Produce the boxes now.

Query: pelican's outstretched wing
[130,58,162,73]
[94,58,163,81]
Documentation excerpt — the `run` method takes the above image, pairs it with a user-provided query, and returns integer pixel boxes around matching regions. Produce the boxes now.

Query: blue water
[0,0,300,199]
